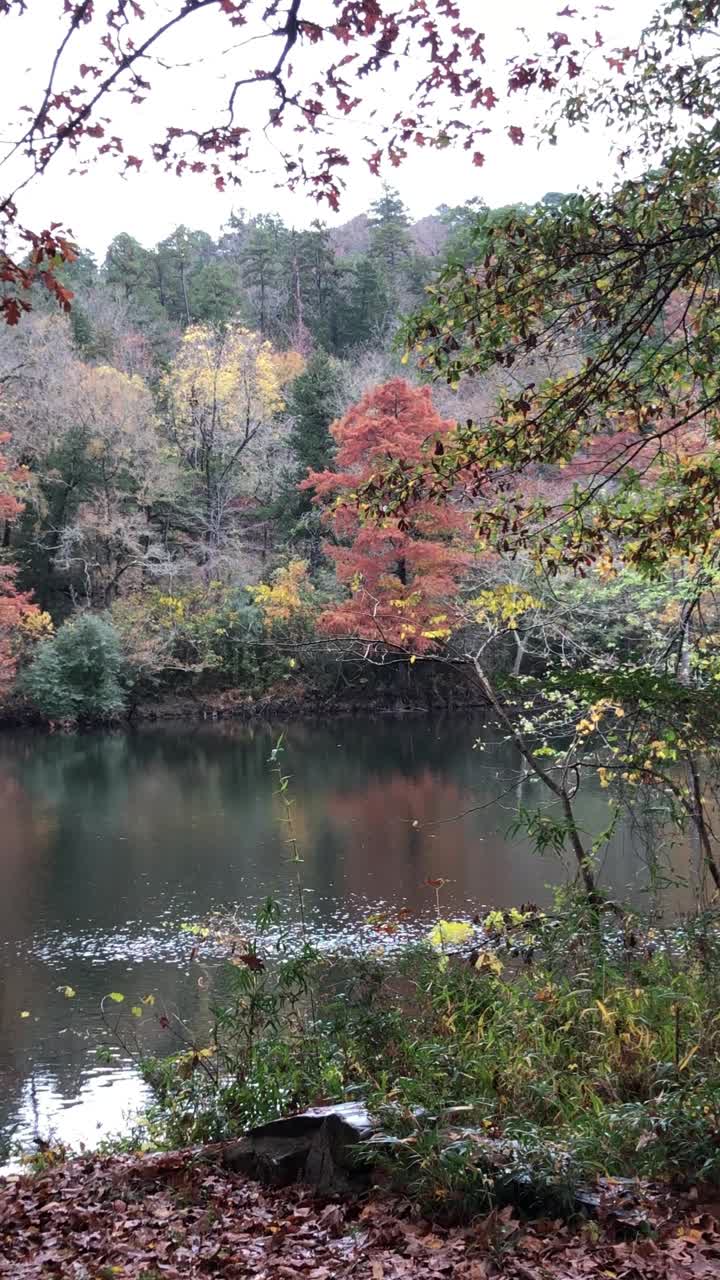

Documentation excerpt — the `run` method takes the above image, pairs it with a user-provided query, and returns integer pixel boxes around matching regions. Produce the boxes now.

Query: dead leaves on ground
[1,1150,720,1278]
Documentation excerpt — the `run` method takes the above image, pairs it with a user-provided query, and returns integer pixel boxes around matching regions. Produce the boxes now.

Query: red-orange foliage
[305,378,471,652]
[0,432,41,692]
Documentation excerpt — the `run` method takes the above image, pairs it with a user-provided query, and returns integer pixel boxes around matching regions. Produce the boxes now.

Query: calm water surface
[0,715,695,1155]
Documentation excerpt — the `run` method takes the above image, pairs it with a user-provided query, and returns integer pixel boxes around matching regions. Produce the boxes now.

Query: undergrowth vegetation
[108,886,720,1221]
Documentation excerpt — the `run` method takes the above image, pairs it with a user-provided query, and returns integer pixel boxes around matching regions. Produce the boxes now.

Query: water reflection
[0,715,695,1154]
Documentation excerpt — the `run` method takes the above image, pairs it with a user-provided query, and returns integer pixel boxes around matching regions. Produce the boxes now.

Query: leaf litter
[1,1148,720,1278]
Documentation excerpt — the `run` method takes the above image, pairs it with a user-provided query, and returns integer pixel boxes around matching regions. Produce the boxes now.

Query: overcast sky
[0,0,659,261]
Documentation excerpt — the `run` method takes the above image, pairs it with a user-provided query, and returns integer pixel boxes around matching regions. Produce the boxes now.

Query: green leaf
[108,992,125,1003]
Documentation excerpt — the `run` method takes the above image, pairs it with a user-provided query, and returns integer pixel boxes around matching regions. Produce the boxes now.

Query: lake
[0,715,696,1156]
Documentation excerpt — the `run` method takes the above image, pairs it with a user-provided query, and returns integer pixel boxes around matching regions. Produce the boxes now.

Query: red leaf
[1,298,22,326]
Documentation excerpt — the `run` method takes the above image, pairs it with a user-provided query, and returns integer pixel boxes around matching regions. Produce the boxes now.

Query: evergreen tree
[336,256,391,351]
[22,614,126,722]
[366,186,429,322]
[369,185,412,272]
[287,350,340,474]
[187,260,244,326]
[437,198,487,264]
[284,222,341,352]
[240,215,287,335]
[104,233,156,305]
[54,251,99,352]
[438,201,530,270]
[155,227,215,326]
[274,350,341,555]
[14,426,102,613]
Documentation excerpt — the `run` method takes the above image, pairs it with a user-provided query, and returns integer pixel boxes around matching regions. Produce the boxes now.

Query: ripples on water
[0,717,694,1158]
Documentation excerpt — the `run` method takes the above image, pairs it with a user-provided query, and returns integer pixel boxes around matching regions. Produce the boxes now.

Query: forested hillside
[0,186,544,721]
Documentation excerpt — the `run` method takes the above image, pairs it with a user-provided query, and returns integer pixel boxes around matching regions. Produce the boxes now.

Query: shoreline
[0,686,490,731]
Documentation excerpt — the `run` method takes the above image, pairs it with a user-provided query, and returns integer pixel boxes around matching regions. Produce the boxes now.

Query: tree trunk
[472,654,601,904]
[676,597,720,892]
[180,259,191,326]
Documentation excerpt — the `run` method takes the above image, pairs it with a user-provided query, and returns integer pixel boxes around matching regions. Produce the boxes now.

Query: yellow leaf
[596,999,613,1025]
[474,950,504,976]
[427,919,473,948]
[678,1044,700,1072]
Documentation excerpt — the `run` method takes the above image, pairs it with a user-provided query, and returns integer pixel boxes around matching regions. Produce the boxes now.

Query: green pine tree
[336,256,391,351]
[369,185,412,273]
[274,350,341,557]
[240,215,287,335]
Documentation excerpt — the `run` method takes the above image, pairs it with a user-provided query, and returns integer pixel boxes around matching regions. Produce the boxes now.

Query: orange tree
[304,377,472,653]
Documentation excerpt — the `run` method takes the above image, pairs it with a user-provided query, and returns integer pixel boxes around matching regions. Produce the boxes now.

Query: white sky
[0,0,660,261]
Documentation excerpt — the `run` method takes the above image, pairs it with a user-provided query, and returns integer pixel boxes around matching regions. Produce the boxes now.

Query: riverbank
[2,1146,719,1279]
[0,672,487,729]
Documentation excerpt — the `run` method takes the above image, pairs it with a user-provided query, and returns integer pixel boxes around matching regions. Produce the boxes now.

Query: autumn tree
[162,323,303,563]
[0,430,48,695]
[305,378,471,651]
[0,316,171,609]
[51,364,170,608]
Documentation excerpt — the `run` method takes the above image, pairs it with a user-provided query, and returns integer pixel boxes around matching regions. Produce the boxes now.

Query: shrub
[112,586,285,697]
[22,612,126,722]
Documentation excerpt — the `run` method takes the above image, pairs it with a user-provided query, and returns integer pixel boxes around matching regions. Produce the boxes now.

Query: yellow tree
[163,324,303,558]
